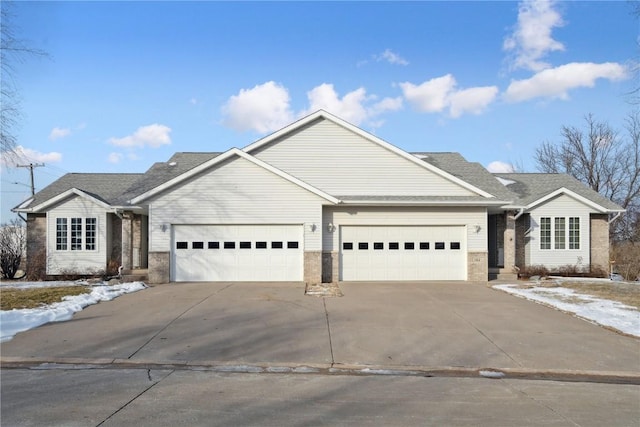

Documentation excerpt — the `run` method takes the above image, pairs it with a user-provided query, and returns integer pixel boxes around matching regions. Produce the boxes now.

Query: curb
[2,357,639,385]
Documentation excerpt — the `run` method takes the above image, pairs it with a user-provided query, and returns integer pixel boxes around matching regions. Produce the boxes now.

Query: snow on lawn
[494,283,640,337]
[0,281,146,343]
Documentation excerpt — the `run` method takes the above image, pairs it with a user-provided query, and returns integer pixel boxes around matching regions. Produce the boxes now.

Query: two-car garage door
[340,226,466,281]
[172,225,302,281]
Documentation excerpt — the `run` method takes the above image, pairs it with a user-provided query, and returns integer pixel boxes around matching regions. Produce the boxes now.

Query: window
[450,242,461,250]
[554,217,565,249]
[389,242,399,250]
[287,241,299,249]
[71,218,82,250]
[343,242,353,250]
[540,216,580,250]
[404,242,415,250]
[56,218,68,250]
[85,218,96,250]
[419,242,429,250]
[373,242,384,250]
[192,241,204,249]
[540,217,551,250]
[256,241,267,249]
[239,241,251,249]
[358,242,368,250]
[208,241,220,249]
[272,241,283,249]
[569,217,580,249]
[176,241,188,249]
[224,241,235,249]
[435,242,445,250]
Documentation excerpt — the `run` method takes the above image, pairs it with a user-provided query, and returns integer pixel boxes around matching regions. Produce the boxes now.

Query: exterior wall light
[327,223,336,233]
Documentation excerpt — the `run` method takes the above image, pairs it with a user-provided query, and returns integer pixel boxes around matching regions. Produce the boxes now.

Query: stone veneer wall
[304,251,322,284]
[321,251,339,283]
[132,214,142,268]
[590,214,609,272]
[515,214,529,270]
[26,213,46,274]
[467,252,488,282]
[148,251,170,284]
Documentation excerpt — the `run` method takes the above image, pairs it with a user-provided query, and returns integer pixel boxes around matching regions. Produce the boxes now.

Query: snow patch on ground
[0,281,146,343]
[494,284,640,337]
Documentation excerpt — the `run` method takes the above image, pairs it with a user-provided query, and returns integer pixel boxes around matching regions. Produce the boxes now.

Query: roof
[412,152,518,203]
[118,152,221,203]
[14,173,143,212]
[493,173,624,212]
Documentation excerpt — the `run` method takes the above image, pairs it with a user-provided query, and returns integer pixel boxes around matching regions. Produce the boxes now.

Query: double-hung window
[540,216,579,250]
[56,217,97,251]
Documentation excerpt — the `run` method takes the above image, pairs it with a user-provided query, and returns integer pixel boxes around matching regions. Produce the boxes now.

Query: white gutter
[608,211,623,224]
[513,208,525,220]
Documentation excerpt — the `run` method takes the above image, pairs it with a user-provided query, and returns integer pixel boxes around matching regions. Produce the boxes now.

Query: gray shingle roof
[19,173,144,209]
[411,152,517,202]
[493,173,624,211]
[118,152,221,203]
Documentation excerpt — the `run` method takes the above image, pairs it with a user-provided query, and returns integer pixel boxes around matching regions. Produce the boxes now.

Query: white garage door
[340,226,466,281]
[172,225,303,282]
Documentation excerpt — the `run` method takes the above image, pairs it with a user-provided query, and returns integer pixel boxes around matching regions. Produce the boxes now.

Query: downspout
[608,211,622,224]
[513,208,525,220]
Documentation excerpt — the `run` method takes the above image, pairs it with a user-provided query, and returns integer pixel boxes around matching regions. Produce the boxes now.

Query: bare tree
[0,1,46,160]
[0,218,25,279]
[535,112,640,242]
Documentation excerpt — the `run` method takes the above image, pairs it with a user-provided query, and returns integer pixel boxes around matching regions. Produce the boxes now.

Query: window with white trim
[56,218,68,250]
[540,216,580,250]
[55,217,97,251]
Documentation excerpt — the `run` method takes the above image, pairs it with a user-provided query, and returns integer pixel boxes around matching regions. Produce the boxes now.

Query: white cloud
[221,81,294,133]
[487,161,515,173]
[107,152,123,164]
[504,62,628,102]
[504,0,565,71]
[303,83,402,126]
[400,74,498,118]
[49,127,71,141]
[0,145,62,166]
[375,49,409,66]
[108,124,172,148]
[448,86,500,118]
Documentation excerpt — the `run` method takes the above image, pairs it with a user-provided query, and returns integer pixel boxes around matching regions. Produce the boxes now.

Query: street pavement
[1,281,639,426]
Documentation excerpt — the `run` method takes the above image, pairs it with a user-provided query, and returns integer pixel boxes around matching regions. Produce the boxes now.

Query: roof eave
[341,199,512,207]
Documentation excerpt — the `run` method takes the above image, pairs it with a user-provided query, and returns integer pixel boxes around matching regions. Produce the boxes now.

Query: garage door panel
[172,225,302,282]
[340,226,466,281]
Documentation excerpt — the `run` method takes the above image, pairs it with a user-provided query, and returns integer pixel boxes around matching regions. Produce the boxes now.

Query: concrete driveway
[1,282,639,376]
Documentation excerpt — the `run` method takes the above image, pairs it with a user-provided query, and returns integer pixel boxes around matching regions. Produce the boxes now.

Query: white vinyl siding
[251,118,478,197]
[528,194,591,270]
[148,156,327,254]
[47,195,108,274]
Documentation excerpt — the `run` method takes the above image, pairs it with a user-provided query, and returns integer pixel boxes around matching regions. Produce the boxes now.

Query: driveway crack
[323,298,335,367]
[126,284,234,359]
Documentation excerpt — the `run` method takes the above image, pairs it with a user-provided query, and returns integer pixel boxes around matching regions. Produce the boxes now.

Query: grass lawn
[517,280,640,309]
[0,286,91,310]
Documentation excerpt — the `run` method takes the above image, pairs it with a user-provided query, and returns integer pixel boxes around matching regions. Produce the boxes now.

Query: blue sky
[1,0,636,221]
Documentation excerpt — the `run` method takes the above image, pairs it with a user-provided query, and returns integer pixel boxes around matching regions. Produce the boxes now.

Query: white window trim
[54,216,98,252]
[540,216,580,251]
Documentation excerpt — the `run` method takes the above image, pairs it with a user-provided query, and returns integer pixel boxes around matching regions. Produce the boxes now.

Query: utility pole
[17,163,44,196]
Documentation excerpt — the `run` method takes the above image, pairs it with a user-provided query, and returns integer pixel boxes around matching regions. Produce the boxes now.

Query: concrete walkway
[1,281,638,379]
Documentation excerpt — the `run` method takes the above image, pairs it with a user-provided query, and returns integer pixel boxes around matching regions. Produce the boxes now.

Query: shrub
[520,264,549,278]
[0,220,25,279]
[611,242,640,281]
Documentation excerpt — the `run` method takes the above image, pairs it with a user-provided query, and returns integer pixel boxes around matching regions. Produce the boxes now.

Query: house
[13,110,625,283]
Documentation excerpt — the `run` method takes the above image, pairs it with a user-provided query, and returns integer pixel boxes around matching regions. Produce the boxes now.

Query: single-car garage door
[340,226,466,281]
[172,225,303,281]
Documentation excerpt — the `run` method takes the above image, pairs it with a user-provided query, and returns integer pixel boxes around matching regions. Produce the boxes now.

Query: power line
[16,163,44,196]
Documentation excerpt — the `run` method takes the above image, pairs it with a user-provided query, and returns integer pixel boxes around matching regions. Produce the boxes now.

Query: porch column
[121,215,133,270]
[503,211,516,272]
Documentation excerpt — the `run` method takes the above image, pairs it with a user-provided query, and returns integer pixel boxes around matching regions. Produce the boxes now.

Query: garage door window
[240,241,251,249]
[450,242,461,250]
[359,242,369,250]
[287,241,299,249]
[374,242,384,250]
[404,242,415,250]
[272,241,283,249]
[224,242,235,249]
[192,241,204,249]
[389,242,399,250]
[435,242,445,250]
[343,242,353,250]
[208,241,220,249]
[256,241,267,249]
[420,242,430,250]
[176,241,188,249]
